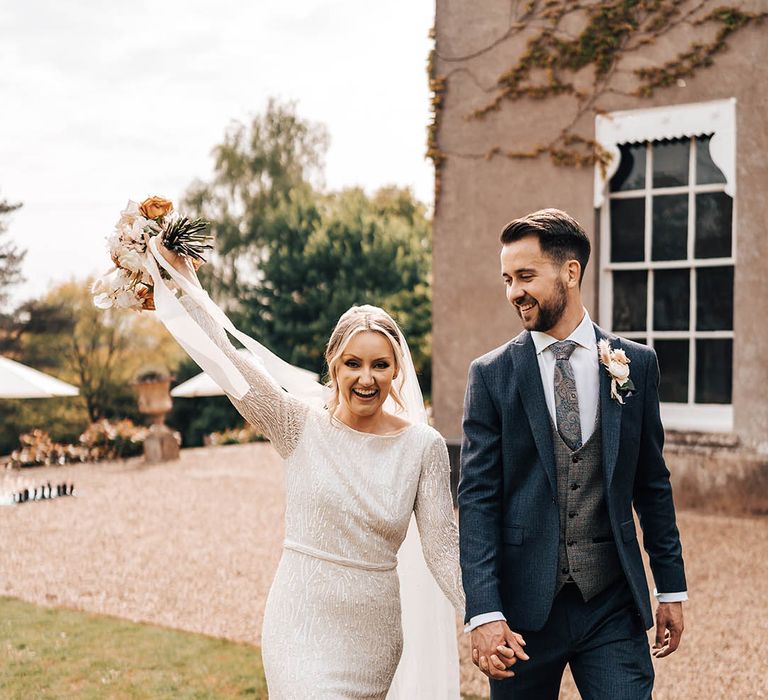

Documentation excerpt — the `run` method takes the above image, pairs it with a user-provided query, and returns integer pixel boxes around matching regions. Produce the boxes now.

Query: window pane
[696,339,732,404]
[652,194,688,261]
[653,138,689,188]
[653,269,690,331]
[613,271,647,332]
[610,143,646,192]
[697,266,734,331]
[695,192,732,258]
[696,135,727,185]
[655,340,689,403]
[610,198,645,262]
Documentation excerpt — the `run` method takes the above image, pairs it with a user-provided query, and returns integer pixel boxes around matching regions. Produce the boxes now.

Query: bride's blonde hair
[325,305,406,414]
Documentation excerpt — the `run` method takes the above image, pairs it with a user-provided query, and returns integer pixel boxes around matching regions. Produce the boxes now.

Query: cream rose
[608,360,630,384]
[117,249,143,273]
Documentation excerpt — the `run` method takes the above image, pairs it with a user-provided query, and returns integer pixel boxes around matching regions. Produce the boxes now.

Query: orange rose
[139,196,173,220]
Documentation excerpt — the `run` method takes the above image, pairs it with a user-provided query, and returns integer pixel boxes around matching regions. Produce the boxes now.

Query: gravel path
[1,443,766,698]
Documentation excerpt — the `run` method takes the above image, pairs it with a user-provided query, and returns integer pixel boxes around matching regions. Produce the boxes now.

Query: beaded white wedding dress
[180,296,464,699]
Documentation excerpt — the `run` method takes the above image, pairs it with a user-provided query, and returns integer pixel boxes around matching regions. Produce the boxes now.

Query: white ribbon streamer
[141,248,250,399]
[386,305,460,698]
[145,237,327,406]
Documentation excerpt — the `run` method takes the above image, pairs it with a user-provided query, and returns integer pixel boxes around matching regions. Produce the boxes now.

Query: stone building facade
[431,0,767,512]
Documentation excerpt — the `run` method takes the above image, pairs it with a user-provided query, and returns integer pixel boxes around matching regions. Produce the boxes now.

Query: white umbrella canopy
[171,349,319,398]
[0,356,79,399]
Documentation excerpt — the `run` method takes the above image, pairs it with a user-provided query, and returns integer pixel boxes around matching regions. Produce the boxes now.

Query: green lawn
[0,597,266,699]
[0,596,484,699]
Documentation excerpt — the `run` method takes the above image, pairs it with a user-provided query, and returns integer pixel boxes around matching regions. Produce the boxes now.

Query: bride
[151,241,465,698]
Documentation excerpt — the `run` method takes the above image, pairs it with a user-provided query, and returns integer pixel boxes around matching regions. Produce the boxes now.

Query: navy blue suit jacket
[458,324,686,631]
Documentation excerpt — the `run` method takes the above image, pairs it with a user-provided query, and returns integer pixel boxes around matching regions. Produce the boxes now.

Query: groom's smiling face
[501,236,569,332]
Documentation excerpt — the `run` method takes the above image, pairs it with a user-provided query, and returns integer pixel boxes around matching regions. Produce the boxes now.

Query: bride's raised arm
[160,246,309,460]
[413,434,466,614]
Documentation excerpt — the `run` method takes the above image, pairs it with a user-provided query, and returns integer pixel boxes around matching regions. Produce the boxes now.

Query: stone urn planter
[134,372,179,463]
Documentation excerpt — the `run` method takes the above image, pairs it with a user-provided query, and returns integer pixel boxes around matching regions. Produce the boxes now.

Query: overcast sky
[0,0,434,306]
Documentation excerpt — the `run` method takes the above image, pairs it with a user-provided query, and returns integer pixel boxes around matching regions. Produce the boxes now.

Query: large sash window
[595,100,736,431]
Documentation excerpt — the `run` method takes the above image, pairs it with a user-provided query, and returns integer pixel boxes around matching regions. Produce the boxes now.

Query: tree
[183,98,329,302]
[185,101,434,393]
[0,280,186,454]
[239,186,432,385]
[0,196,24,310]
[52,281,185,422]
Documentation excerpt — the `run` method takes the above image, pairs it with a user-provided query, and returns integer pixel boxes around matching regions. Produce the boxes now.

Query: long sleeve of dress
[413,434,466,614]
[179,295,309,459]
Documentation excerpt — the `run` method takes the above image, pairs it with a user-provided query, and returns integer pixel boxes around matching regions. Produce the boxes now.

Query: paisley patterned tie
[551,340,582,451]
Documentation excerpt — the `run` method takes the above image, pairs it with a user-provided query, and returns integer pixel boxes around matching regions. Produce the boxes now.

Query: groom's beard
[516,279,568,332]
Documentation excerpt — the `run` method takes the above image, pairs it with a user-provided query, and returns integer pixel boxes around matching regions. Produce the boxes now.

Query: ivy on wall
[427,0,765,201]
[427,29,447,202]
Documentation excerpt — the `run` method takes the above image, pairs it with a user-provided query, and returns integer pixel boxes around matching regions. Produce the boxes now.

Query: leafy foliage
[634,6,766,95]
[184,101,434,393]
[238,186,432,380]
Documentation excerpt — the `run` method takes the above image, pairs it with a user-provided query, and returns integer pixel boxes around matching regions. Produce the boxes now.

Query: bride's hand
[157,240,202,288]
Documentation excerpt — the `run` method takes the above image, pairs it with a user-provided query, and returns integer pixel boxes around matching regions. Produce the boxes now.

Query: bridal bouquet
[92,196,212,311]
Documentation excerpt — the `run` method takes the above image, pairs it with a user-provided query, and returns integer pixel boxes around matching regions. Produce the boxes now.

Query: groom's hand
[652,602,684,658]
[471,621,529,679]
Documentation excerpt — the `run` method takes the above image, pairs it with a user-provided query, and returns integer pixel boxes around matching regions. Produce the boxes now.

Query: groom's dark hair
[500,208,591,284]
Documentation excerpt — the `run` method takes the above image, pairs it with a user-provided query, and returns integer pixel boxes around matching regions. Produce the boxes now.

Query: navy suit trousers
[490,578,654,700]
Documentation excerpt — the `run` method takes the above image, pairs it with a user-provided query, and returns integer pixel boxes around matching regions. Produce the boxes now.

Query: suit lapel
[594,324,622,487]
[511,333,557,497]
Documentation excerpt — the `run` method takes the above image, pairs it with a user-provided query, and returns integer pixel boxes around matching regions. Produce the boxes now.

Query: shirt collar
[531,309,595,356]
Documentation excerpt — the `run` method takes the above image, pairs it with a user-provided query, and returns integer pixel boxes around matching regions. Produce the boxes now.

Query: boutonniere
[598,339,634,404]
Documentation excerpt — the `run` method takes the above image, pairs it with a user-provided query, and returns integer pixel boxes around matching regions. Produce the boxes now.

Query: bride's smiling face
[335,331,398,418]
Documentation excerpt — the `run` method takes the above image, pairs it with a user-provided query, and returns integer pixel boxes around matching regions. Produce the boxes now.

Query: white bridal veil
[144,239,460,698]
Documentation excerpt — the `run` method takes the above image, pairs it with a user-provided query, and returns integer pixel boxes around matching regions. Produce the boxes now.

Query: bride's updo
[325,305,406,413]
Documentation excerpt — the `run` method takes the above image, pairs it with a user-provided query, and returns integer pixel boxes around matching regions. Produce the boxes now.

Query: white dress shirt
[466,310,686,633]
[532,308,601,445]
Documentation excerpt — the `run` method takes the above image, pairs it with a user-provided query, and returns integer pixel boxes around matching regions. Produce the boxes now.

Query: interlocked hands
[470,620,529,680]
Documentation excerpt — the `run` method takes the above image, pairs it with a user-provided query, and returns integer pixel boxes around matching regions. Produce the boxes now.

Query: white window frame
[594,99,736,433]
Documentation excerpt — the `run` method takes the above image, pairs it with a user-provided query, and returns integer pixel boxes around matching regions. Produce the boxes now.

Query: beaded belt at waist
[283,539,396,572]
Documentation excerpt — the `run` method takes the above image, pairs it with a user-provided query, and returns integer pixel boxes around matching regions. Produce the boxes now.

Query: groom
[458,209,687,699]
